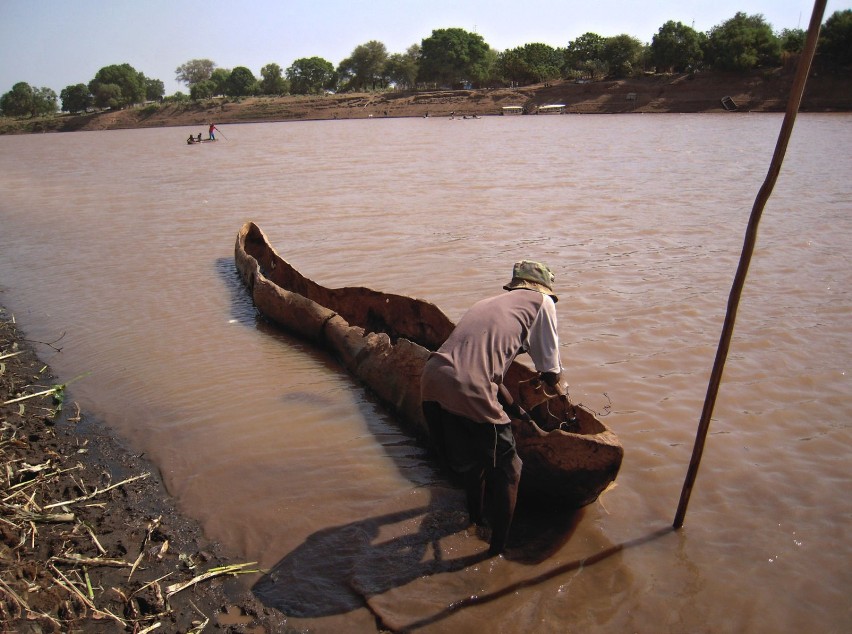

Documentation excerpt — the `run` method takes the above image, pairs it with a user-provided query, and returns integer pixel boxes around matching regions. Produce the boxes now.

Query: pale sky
[1,0,848,96]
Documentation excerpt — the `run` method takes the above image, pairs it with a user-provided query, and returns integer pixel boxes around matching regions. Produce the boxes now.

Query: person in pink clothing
[421,260,563,556]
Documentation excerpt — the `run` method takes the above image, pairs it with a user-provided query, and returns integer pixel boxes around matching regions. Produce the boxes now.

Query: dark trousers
[422,401,522,555]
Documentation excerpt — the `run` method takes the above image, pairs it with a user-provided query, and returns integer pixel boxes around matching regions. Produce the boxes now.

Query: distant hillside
[2,69,850,135]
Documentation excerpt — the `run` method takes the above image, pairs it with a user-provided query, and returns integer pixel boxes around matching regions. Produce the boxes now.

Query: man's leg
[422,401,446,463]
[422,402,485,526]
[486,424,522,555]
[463,467,486,526]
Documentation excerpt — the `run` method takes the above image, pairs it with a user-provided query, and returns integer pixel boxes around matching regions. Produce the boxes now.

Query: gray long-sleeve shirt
[420,289,561,425]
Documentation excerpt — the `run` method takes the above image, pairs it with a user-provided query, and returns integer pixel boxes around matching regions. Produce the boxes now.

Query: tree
[60,83,93,113]
[260,63,288,95]
[498,43,562,85]
[190,80,216,100]
[88,63,146,108]
[286,57,336,94]
[0,83,57,118]
[385,45,420,90]
[34,87,52,115]
[1,82,34,117]
[651,21,704,72]
[175,59,216,87]
[819,9,852,68]
[705,12,781,71]
[564,32,607,78]
[497,48,527,84]
[210,69,230,95]
[91,83,123,109]
[337,40,389,91]
[522,43,563,82]
[145,77,165,101]
[778,28,805,54]
[164,91,189,103]
[475,48,500,87]
[418,28,491,87]
[226,67,258,96]
[33,87,58,116]
[602,34,646,77]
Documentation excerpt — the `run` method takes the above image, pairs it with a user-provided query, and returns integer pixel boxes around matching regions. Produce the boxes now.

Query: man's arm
[527,297,561,375]
[497,383,532,422]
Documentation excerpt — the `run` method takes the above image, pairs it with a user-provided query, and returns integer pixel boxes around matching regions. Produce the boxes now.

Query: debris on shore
[0,307,280,633]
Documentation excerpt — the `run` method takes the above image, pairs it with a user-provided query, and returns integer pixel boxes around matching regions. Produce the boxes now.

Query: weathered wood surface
[236,221,623,507]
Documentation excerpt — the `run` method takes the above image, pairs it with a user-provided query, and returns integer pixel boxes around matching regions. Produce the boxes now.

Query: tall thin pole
[673,0,828,529]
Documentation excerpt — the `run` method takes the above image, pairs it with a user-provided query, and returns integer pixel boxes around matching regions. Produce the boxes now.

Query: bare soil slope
[3,69,850,135]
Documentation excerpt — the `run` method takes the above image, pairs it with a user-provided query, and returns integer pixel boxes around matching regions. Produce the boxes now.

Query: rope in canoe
[673,0,828,529]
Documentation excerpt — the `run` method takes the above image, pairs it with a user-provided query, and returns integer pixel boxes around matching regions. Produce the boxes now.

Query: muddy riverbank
[0,308,288,632]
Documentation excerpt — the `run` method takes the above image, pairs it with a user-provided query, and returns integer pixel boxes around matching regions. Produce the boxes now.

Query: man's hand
[540,371,568,396]
[515,406,533,423]
[540,371,561,387]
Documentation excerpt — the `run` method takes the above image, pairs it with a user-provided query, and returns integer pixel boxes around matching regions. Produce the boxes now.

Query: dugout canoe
[235,221,623,508]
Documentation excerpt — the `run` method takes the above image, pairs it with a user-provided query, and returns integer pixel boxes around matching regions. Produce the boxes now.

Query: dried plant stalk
[165,562,260,598]
[51,554,132,567]
[43,473,149,509]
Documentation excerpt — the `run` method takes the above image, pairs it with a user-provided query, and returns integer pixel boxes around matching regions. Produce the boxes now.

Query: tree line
[2,10,850,118]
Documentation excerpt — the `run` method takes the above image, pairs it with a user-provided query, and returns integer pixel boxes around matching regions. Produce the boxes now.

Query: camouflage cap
[503,260,558,302]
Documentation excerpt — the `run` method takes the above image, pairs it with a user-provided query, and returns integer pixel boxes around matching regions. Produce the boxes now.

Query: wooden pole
[673,0,828,529]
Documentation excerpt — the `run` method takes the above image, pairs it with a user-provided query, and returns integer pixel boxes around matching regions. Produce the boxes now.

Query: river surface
[0,114,849,633]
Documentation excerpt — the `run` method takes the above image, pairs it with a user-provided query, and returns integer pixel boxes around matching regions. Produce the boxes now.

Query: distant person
[209,123,219,140]
[420,260,563,556]
[187,134,195,144]
[197,133,202,142]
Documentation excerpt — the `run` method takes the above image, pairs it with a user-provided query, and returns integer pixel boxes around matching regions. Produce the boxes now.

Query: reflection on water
[0,114,850,633]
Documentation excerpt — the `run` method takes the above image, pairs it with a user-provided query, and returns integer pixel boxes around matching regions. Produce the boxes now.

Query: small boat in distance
[234,222,623,508]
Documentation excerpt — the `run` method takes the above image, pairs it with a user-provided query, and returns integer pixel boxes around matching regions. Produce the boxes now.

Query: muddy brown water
[0,114,849,633]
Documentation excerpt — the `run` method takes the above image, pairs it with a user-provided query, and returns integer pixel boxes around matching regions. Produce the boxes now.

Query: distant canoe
[235,221,623,508]
[537,104,566,114]
[186,138,216,145]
